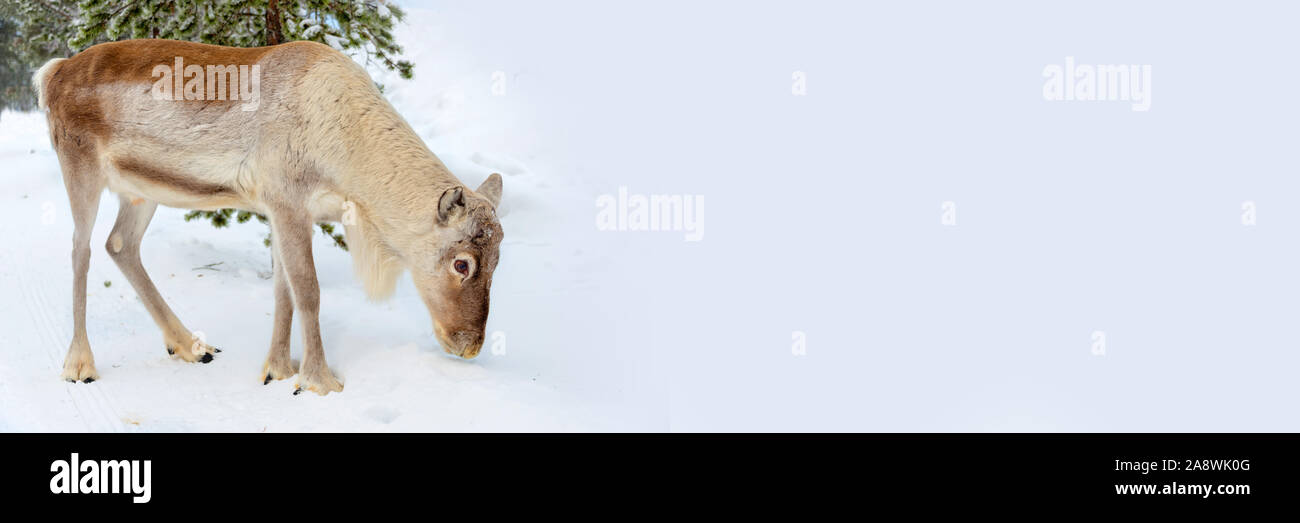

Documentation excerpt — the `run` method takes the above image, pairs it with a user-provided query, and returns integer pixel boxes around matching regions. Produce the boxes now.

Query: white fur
[33,58,65,110]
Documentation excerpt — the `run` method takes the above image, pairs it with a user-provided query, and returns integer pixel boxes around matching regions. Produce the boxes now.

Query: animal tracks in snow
[13,248,130,433]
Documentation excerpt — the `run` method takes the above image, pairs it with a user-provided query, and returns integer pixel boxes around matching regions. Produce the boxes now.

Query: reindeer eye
[454,260,470,276]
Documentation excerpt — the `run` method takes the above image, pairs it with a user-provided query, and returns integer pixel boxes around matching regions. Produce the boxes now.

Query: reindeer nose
[444,330,484,359]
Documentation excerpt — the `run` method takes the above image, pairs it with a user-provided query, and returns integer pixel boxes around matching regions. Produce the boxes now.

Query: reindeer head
[411,173,504,359]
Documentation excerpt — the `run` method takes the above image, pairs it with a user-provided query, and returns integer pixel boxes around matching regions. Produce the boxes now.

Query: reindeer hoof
[293,387,303,396]
[82,377,95,384]
[61,349,99,383]
[165,336,218,363]
[261,356,297,385]
[294,368,344,395]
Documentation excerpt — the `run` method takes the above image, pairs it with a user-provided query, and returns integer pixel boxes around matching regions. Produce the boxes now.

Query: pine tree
[0,0,77,116]
[2,0,416,248]
[2,0,79,63]
[63,0,412,79]
[0,16,38,115]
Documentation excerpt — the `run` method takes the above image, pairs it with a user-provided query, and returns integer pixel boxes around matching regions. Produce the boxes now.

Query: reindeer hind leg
[58,154,104,383]
[105,194,218,363]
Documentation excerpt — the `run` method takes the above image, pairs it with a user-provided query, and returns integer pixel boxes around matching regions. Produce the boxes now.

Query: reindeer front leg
[269,208,344,395]
[261,247,297,384]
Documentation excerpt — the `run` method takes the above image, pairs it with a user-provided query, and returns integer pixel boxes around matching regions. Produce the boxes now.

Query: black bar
[2,434,1294,509]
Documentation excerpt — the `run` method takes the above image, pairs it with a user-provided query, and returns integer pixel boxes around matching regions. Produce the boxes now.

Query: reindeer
[33,39,504,395]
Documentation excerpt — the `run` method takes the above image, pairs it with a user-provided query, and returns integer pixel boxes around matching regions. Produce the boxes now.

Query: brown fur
[112,156,237,197]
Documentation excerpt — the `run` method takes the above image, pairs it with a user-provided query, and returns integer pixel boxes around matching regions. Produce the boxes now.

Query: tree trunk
[266,0,284,46]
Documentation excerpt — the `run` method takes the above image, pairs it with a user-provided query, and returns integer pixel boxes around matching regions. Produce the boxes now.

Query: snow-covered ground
[0,6,663,432]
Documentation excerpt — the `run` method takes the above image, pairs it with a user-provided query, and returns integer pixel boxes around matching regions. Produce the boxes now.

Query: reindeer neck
[334,103,459,231]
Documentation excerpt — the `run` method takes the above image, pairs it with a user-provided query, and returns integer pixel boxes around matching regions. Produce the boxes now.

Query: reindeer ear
[476,173,502,209]
[437,186,465,223]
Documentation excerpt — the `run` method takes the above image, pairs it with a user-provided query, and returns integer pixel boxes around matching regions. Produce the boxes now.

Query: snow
[300,23,322,40]
[0,7,661,432]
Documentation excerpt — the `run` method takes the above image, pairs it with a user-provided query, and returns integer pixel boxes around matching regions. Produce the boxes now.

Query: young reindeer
[34,39,504,395]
